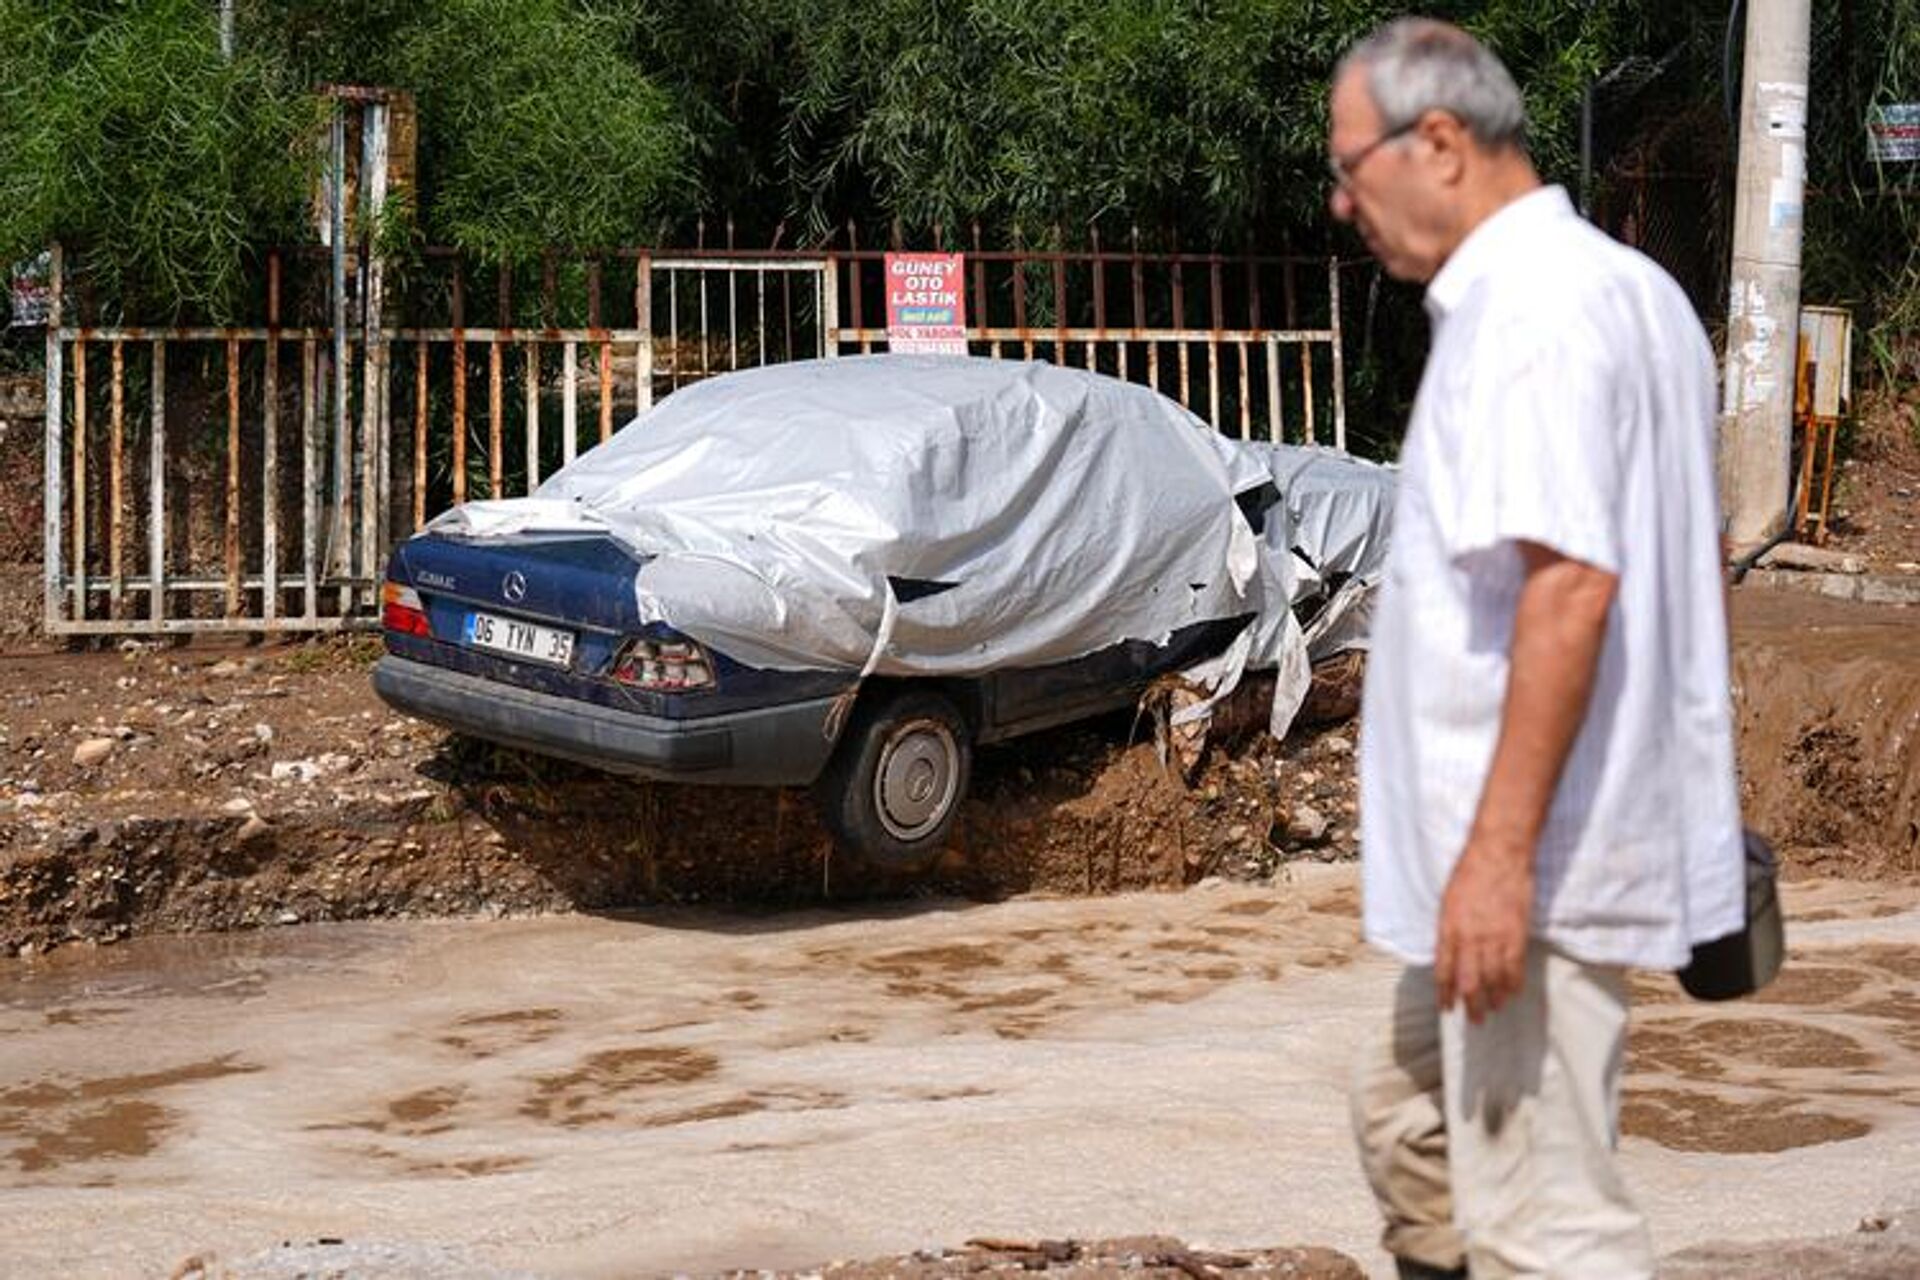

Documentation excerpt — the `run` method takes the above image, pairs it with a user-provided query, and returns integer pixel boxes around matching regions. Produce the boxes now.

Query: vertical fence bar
[224,336,241,620]
[328,104,350,594]
[301,337,317,620]
[1205,260,1221,426]
[1329,258,1347,452]
[727,264,739,371]
[562,341,578,465]
[1172,262,1190,408]
[524,343,541,491]
[1302,338,1318,445]
[263,255,280,622]
[42,245,63,631]
[109,339,125,617]
[1091,230,1108,375]
[414,338,429,527]
[1237,340,1251,440]
[450,340,466,504]
[1208,260,1224,426]
[1285,257,1311,444]
[1135,242,1154,391]
[636,252,653,413]
[489,340,504,498]
[1052,254,1069,365]
[1247,256,1265,438]
[598,340,613,443]
[149,340,166,625]
[1013,257,1032,361]
[359,100,390,592]
[819,260,838,358]
[754,267,767,368]
[451,265,467,505]
[848,249,866,355]
[588,256,607,436]
[72,338,88,620]
[1266,337,1284,442]
[781,267,795,362]
[667,268,680,387]
[698,267,711,374]
[376,305,393,565]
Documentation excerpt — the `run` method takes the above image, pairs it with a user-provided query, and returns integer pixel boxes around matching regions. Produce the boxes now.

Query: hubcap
[873,718,960,841]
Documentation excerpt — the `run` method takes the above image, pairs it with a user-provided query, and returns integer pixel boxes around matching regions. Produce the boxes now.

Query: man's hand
[1441,540,1617,1022]
[1435,836,1534,1023]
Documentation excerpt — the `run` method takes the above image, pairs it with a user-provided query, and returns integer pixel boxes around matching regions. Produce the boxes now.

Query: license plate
[463,610,575,667]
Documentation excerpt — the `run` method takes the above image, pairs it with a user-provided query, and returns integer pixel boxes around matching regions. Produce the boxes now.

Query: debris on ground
[715,1236,1367,1279]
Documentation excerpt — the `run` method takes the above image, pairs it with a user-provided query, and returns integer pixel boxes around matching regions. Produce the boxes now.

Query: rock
[207,660,244,678]
[1295,769,1321,789]
[1286,804,1329,844]
[272,760,322,784]
[72,738,116,767]
[219,797,254,816]
[1758,543,1867,575]
[253,723,274,743]
[1322,735,1353,757]
[237,815,272,844]
[275,910,300,925]
[1226,824,1249,843]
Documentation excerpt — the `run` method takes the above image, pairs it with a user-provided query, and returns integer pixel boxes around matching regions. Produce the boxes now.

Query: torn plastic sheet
[1236,442,1396,660]
[431,355,1284,682]
[1161,440,1396,753]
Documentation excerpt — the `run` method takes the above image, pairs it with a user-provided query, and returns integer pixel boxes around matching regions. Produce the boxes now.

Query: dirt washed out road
[3,867,1919,1279]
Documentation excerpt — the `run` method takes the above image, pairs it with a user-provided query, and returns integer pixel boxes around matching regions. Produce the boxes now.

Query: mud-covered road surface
[2,869,1918,1278]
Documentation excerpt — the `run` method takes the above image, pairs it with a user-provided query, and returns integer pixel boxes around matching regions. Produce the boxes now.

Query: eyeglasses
[1327,119,1420,188]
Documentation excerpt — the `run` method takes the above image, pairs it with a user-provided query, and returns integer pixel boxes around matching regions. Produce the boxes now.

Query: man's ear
[1419,110,1470,185]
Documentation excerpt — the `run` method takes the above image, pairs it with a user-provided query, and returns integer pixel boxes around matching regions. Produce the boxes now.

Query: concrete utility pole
[219,0,235,59]
[1720,0,1813,549]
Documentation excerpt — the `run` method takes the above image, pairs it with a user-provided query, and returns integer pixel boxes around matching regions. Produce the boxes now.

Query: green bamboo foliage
[1,0,1914,373]
[0,0,319,320]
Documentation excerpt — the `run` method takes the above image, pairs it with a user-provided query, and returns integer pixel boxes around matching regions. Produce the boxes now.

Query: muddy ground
[0,631,1373,955]
[2,869,1917,1279]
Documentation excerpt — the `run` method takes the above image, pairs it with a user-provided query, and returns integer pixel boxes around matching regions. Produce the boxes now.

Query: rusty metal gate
[42,242,1345,637]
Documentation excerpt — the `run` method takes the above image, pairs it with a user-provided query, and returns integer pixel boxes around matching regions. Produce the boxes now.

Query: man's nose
[1329,183,1353,223]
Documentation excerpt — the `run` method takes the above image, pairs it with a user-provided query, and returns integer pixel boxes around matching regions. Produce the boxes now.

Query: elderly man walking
[1329,19,1746,1280]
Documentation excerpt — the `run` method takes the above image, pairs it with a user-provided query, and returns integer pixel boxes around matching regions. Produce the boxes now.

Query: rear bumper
[373,655,842,786]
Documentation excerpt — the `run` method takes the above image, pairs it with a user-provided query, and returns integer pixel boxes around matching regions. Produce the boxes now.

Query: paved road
[2,867,1916,1279]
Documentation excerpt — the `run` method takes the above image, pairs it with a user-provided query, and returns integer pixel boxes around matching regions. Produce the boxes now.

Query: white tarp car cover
[1233,442,1397,659]
[431,356,1309,697]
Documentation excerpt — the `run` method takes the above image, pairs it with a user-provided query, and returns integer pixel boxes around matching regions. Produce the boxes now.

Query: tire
[813,687,971,872]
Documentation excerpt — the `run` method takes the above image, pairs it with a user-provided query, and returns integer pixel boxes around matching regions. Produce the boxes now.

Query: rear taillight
[381,581,431,637]
[611,637,715,691]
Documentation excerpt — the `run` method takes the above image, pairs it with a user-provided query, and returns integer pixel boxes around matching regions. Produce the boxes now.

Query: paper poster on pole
[885,253,968,354]
[9,251,50,327]
[1868,104,1920,163]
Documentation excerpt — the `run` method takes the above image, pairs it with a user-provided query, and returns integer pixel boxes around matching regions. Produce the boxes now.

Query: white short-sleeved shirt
[1359,185,1745,971]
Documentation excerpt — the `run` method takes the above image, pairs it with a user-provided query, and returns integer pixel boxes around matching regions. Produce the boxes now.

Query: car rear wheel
[814,688,971,872]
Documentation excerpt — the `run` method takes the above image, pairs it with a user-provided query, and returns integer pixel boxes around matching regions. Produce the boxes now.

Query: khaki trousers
[1349,944,1653,1279]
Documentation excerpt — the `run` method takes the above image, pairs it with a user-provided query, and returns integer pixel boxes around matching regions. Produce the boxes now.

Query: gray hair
[1336,18,1528,149]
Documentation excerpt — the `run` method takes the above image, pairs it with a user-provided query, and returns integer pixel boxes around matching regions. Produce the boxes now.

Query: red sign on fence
[885,253,968,354]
